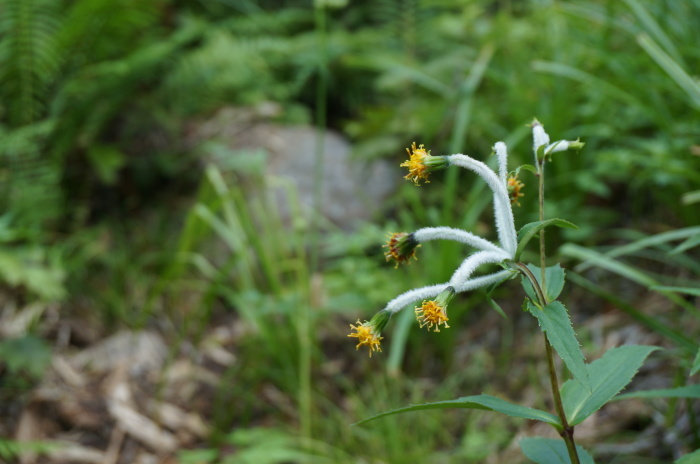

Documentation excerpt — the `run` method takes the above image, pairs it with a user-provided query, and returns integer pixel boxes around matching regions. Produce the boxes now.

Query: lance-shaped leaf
[561,345,659,426]
[693,348,700,376]
[520,437,596,464]
[528,301,589,391]
[515,219,578,261]
[354,394,562,430]
[614,384,700,401]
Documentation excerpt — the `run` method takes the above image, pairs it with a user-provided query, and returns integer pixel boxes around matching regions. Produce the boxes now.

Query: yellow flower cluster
[415,300,450,332]
[400,142,432,185]
[507,176,525,206]
[347,320,383,357]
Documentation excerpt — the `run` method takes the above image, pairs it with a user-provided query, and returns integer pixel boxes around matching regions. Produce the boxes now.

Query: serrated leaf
[354,394,562,429]
[515,219,578,261]
[521,264,566,302]
[692,348,700,376]
[675,448,700,464]
[520,437,595,464]
[615,384,700,400]
[561,345,658,426]
[528,301,589,391]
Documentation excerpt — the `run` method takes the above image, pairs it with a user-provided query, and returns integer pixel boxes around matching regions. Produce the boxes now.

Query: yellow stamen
[348,320,383,357]
[400,142,431,185]
[507,176,525,206]
[415,300,450,332]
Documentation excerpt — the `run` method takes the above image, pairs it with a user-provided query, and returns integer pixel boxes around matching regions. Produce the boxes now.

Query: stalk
[539,161,546,288]
[516,260,579,463]
[536,159,581,464]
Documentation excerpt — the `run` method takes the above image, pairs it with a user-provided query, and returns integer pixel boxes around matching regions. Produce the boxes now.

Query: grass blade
[637,33,700,109]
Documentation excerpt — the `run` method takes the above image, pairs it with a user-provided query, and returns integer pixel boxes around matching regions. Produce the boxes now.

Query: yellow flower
[400,142,449,185]
[507,176,525,206]
[414,287,455,332]
[383,232,420,267]
[348,320,383,357]
[415,300,450,332]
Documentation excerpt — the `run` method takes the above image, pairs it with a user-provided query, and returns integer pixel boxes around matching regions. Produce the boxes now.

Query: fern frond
[0,0,62,126]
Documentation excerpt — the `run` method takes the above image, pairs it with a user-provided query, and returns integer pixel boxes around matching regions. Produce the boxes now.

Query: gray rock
[189,106,398,231]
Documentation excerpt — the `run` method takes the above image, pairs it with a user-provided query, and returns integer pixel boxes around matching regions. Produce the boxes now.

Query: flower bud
[384,232,420,267]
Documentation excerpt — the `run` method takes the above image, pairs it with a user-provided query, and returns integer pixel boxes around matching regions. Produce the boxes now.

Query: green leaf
[615,384,700,400]
[561,244,698,316]
[485,272,515,319]
[520,264,566,303]
[85,144,126,184]
[487,297,508,319]
[0,335,52,378]
[515,219,578,261]
[567,272,696,353]
[670,234,700,255]
[354,394,562,429]
[528,301,589,391]
[692,348,700,376]
[561,244,655,286]
[520,437,595,464]
[675,448,700,464]
[637,33,700,109]
[683,190,700,205]
[574,227,700,269]
[561,345,658,426]
[650,285,700,297]
[517,164,539,175]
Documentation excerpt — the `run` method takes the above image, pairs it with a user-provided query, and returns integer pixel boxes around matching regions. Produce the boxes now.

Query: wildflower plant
[350,121,662,463]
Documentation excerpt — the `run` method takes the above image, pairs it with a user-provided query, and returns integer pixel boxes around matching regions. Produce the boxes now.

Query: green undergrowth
[0,0,698,462]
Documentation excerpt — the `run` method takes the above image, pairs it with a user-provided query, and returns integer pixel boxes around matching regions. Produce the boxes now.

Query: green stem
[536,158,580,464]
[517,261,579,463]
[538,162,546,291]
[515,262,546,305]
[545,334,580,462]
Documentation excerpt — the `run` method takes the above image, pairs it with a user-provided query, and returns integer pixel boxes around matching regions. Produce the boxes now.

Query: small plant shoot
[348,121,664,463]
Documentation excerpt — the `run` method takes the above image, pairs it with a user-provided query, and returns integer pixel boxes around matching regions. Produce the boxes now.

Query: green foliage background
[0,0,698,462]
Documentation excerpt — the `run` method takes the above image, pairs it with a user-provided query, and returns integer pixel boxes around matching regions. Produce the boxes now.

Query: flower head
[415,287,455,332]
[507,175,525,206]
[384,232,420,267]
[348,310,391,357]
[400,142,447,185]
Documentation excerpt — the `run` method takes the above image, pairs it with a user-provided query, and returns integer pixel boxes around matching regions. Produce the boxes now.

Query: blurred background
[0,0,698,462]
